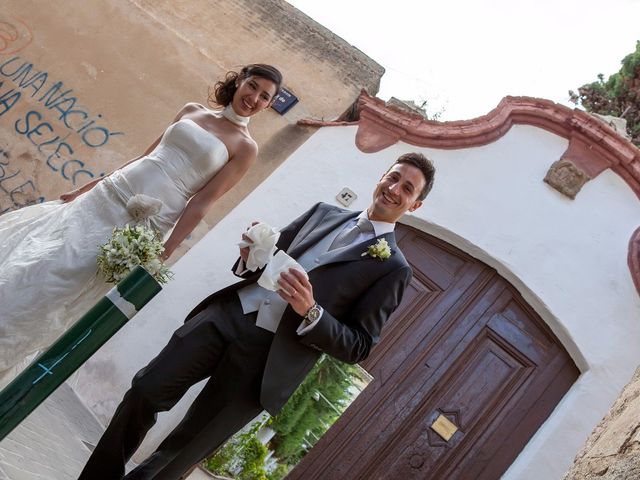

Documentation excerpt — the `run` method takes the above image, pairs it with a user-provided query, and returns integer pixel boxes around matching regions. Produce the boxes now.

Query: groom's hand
[239,236,252,262]
[278,268,315,317]
[239,221,260,262]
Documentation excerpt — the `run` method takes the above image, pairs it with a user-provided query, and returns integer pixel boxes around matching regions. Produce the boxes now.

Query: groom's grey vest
[237,222,348,331]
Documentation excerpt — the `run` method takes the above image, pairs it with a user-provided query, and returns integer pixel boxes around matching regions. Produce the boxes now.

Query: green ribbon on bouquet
[0,266,161,441]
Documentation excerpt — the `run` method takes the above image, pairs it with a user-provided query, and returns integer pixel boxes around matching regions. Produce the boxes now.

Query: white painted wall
[74,124,640,478]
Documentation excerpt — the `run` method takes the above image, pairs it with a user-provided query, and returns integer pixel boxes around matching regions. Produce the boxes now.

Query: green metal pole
[0,266,161,441]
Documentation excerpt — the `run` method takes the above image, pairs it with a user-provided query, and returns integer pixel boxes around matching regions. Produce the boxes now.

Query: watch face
[309,308,320,320]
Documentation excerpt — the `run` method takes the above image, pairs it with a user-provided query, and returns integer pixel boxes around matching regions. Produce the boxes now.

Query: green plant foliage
[204,422,268,479]
[203,355,369,478]
[266,463,290,480]
[269,355,367,465]
[569,41,640,146]
[238,436,268,480]
[203,440,237,476]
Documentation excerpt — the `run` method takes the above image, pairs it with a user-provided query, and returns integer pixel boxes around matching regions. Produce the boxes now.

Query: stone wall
[563,365,640,479]
[1,0,383,259]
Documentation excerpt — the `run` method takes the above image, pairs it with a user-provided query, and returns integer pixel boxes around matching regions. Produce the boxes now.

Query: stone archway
[289,224,579,479]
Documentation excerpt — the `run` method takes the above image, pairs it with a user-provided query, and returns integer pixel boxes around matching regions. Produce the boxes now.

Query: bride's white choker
[222,104,250,127]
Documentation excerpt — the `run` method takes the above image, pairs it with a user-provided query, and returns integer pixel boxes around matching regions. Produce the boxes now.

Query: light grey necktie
[329,217,374,250]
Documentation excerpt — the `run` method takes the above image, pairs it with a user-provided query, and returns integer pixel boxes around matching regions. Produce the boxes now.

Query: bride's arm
[161,140,258,260]
[60,103,202,203]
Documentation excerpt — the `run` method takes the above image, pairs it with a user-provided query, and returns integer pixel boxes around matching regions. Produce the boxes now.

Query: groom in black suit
[80,152,435,479]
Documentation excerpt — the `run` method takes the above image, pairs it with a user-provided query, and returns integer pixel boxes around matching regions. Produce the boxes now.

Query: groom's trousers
[79,293,274,480]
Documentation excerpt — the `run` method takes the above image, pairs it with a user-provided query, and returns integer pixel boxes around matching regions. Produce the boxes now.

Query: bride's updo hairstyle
[209,64,283,107]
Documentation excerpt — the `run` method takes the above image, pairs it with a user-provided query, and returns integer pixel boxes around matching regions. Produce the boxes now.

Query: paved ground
[0,383,216,479]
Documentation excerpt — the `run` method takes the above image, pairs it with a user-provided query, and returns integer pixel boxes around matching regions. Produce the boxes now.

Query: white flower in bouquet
[97,224,173,284]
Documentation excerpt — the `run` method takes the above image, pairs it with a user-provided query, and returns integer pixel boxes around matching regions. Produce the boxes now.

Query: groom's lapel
[313,231,397,269]
[288,209,359,257]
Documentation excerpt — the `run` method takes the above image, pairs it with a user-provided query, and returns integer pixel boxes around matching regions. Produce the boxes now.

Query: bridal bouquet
[97,224,173,284]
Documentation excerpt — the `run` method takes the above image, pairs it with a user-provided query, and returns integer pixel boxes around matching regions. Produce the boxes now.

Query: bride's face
[231,75,278,117]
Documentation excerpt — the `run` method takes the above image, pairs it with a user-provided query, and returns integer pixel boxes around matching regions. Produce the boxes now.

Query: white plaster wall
[74,124,640,477]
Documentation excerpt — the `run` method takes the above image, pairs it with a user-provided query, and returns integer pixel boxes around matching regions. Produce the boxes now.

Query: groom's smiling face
[368,163,425,223]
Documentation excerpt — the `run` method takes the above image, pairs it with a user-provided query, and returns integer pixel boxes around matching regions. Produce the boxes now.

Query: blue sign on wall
[271,87,299,115]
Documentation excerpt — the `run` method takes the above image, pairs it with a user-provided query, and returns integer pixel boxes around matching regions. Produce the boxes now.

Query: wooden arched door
[289,224,579,479]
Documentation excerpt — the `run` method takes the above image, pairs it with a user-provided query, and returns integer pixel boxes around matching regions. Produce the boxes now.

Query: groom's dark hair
[393,152,436,200]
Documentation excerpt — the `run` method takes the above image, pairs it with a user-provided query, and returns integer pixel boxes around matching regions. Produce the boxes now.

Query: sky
[285,0,640,121]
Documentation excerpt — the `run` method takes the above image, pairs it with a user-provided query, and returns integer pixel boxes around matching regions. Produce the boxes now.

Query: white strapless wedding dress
[0,119,229,385]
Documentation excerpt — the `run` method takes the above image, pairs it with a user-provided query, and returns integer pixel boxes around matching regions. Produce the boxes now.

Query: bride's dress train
[0,119,229,386]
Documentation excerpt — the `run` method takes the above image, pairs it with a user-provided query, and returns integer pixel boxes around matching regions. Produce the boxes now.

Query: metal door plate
[431,413,458,441]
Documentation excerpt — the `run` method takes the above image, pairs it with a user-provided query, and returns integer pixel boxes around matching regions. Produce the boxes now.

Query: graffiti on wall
[0,147,44,214]
[0,17,125,212]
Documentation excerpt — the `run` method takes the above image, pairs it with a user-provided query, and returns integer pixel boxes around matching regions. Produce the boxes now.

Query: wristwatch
[303,303,323,326]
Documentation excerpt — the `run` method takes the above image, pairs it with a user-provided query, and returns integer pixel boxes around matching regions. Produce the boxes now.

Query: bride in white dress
[0,64,282,386]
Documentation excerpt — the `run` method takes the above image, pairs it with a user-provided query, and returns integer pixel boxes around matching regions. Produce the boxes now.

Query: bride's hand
[60,177,105,203]
[161,247,173,262]
[59,189,82,203]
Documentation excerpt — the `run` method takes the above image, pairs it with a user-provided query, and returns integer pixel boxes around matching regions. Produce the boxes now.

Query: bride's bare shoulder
[172,103,214,122]
[181,103,208,114]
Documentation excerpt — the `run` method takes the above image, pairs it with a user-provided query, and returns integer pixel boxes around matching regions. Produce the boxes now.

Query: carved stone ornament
[544,159,591,199]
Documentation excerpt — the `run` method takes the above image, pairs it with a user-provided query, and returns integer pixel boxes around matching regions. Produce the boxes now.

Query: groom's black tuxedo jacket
[186,202,412,415]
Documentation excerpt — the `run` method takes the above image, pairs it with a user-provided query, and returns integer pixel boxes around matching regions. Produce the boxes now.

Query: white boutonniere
[361,238,391,261]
